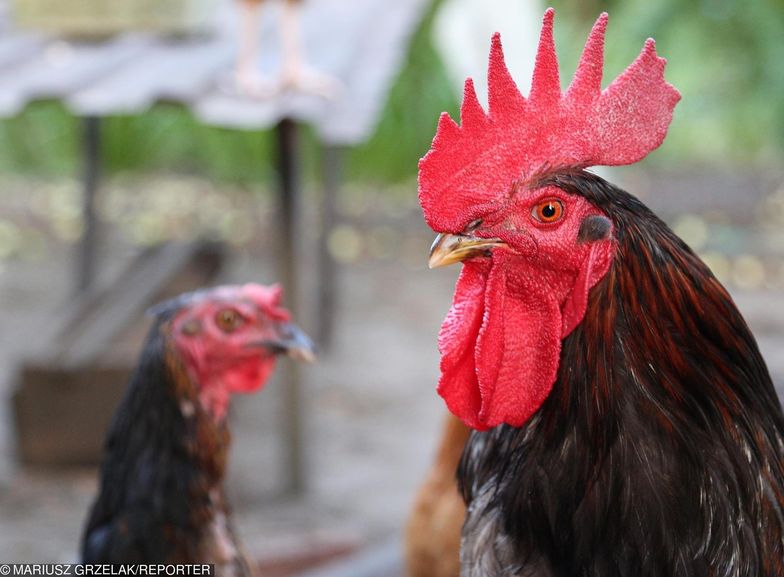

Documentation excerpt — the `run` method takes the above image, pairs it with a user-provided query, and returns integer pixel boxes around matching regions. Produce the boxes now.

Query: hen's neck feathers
[82,319,255,574]
[106,319,230,482]
[84,321,232,561]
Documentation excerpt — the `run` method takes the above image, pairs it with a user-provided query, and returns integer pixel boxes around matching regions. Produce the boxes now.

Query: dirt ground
[0,170,783,565]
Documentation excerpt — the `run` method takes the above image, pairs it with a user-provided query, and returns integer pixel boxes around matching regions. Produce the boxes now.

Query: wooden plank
[293,0,375,75]
[13,364,131,466]
[275,119,306,495]
[192,0,370,132]
[316,144,342,346]
[194,95,282,130]
[194,90,328,131]
[76,116,101,293]
[0,0,424,144]
[68,36,235,115]
[53,241,224,368]
[0,35,153,117]
[0,0,12,32]
[0,32,45,71]
[317,0,429,145]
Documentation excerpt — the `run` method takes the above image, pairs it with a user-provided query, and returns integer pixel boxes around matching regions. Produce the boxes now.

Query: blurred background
[0,0,782,572]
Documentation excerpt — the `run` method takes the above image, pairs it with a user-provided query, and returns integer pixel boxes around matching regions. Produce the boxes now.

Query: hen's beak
[249,322,317,363]
[428,233,507,269]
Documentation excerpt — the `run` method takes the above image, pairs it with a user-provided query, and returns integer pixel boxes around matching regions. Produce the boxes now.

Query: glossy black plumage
[458,171,784,577]
[81,317,251,576]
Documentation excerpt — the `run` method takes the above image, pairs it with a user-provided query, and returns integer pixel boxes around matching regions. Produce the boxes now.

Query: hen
[81,283,315,574]
[419,9,784,577]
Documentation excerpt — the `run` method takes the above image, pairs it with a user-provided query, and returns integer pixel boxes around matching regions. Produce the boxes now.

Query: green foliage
[0,102,79,175]
[101,108,279,182]
[0,102,281,182]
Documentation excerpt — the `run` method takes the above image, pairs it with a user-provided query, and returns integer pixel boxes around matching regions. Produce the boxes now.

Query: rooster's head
[419,9,680,430]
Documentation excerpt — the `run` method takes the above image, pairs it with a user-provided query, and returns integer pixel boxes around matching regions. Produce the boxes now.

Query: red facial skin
[170,284,291,421]
[437,183,615,430]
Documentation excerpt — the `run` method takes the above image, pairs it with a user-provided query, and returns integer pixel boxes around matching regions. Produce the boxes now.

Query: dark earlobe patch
[577,215,612,243]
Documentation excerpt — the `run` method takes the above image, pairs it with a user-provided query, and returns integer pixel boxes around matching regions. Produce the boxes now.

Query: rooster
[419,9,784,576]
[81,284,315,573]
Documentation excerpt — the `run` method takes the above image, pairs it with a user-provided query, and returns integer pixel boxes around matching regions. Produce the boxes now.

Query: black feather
[459,170,784,577]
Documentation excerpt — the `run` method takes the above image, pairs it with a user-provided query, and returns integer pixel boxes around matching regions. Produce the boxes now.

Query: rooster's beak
[428,233,507,269]
[249,322,317,363]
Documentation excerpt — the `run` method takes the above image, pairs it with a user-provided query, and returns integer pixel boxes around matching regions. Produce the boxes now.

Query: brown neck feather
[165,344,231,483]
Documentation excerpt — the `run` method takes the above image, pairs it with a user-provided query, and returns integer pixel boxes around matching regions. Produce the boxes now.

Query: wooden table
[0,0,428,492]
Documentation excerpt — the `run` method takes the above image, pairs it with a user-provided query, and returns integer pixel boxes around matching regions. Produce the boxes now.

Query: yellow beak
[428,233,508,269]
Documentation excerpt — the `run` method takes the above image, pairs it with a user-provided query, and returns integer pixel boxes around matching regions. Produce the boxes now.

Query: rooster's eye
[532,199,564,224]
[216,309,244,333]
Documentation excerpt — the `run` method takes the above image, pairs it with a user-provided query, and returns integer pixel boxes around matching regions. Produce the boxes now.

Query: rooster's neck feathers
[458,172,784,574]
[544,171,784,443]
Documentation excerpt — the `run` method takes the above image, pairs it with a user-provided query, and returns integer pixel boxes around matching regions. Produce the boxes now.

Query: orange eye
[531,199,564,224]
[216,309,244,333]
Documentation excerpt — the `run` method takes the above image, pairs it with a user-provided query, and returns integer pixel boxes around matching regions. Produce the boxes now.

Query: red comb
[419,9,681,233]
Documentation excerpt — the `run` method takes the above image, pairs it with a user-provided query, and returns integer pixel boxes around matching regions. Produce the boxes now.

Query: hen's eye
[216,309,244,333]
[532,199,564,224]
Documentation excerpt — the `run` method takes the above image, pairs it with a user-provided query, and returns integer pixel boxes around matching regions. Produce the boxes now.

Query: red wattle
[437,262,488,429]
[438,256,563,430]
[437,242,613,431]
[475,259,562,428]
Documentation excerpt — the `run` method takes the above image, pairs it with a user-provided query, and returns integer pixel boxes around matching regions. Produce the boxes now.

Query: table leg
[77,116,102,295]
[317,144,342,347]
[275,119,305,495]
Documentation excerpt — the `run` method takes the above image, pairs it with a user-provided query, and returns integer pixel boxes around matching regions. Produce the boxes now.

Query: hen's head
[150,283,315,420]
[419,9,680,430]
